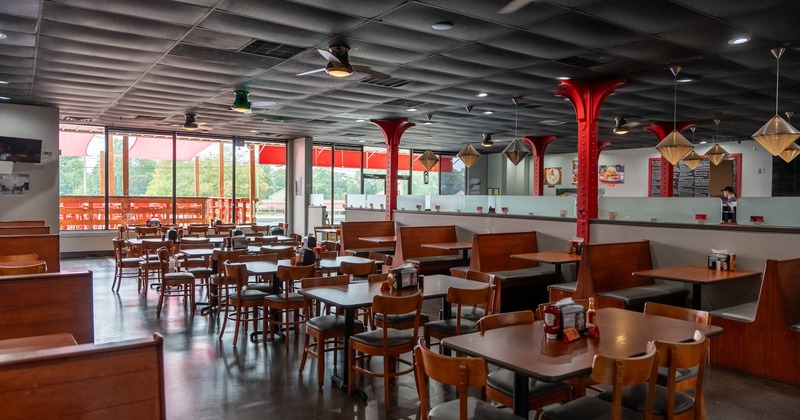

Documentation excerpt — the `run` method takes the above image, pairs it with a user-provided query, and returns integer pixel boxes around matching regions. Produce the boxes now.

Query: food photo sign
[599,164,624,184]
[545,167,562,186]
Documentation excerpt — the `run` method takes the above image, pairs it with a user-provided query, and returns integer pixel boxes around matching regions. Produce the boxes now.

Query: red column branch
[371,119,415,221]
[522,135,556,196]
[556,79,624,243]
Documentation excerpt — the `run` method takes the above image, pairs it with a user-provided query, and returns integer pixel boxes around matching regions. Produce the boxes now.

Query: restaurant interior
[2,1,800,419]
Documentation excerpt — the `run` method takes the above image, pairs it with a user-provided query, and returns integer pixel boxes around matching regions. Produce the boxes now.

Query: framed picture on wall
[545,167,562,185]
[571,159,578,184]
[599,164,624,184]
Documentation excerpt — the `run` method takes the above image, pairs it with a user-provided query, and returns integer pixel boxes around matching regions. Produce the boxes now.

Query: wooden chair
[278,222,289,235]
[414,338,522,420]
[187,224,209,236]
[477,311,573,420]
[644,302,710,391]
[218,262,270,346]
[349,292,423,411]
[424,285,493,352]
[368,251,393,273]
[137,240,172,296]
[0,253,39,262]
[261,246,293,260]
[112,238,139,292]
[339,260,376,282]
[155,247,195,317]
[0,261,47,275]
[209,249,247,315]
[176,242,214,300]
[235,253,279,294]
[299,275,366,387]
[321,240,340,253]
[251,224,271,233]
[135,226,159,237]
[214,224,236,235]
[265,264,317,351]
[251,236,277,246]
[542,343,657,420]
[451,270,497,321]
[599,332,709,420]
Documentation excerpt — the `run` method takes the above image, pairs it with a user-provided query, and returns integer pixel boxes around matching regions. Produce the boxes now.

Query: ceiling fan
[183,113,211,131]
[230,90,277,114]
[296,45,390,80]
[612,116,643,135]
[499,0,541,14]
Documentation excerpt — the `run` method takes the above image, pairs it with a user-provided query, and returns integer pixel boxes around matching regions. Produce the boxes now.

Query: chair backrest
[652,332,708,419]
[300,274,349,289]
[236,253,278,263]
[180,237,210,244]
[464,270,497,314]
[262,246,293,259]
[320,251,338,259]
[155,247,172,274]
[414,337,489,420]
[372,292,423,346]
[0,253,39,262]
[117,225,130,239]
[0,261,47,275]
[592,342,657,420]
[135,226,159,236]
[141,240,173,258]
[223,262,249,292]
[476,310,534,334]
[535,299,591,321]
[215,224,236,235]
[367,273,389,283]
[112,238,127,263]
[368,251,393,269]
[277,264,317,294]
[187,225,208,236]
[340,260,376,277]
[643,302,710,325]
[179,242,213,250]
[251,236,277,245]
[251,224,271,233]
[322,240,340,252]
[446,286,493,334]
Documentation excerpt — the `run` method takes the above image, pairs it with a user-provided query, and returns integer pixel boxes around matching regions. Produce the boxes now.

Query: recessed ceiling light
[483,111,493,115]
[249,130,259,133]
[423,122,432,125]
[556,76,571,80]
[0,33,6,39]
[0,80,8,85]
[728,37,750,45]
[0,96,10,100]
[406,108,417,112]
[677,78,693,83]
[426,135,433,139]
[476,92,488,98]
[699,141,708,144]
[431,22,454,31]
[355,119,366,123]
[358,140,365,143]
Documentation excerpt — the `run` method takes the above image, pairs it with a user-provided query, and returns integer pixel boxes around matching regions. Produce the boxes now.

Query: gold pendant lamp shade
[457,143,480,168]
[656,66,694,165]
[503,96,531,166]
[418,149,440,171]
[752,48,800,155]
[779,143,800,163]
[705,119,729,166]
[682,150,703,170]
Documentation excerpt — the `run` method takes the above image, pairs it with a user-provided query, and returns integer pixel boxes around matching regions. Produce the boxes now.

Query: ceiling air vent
[60,116,93,122]
[339,133,365,137]
[305,119,338,125]
[133,115,167,121]
[241,40,306,59]
[385,99,426,108]
[360,77,410,88]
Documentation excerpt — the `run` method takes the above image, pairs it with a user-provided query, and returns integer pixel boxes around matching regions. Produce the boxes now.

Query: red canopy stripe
[258,145,451,172]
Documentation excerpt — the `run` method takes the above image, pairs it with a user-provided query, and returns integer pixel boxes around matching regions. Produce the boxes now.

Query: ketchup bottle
[543,305,562,339]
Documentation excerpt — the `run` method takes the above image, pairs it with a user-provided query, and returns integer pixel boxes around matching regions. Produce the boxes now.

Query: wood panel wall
[0,234,60,272]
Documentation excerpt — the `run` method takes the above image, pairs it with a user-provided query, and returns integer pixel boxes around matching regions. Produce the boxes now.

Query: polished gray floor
[66,257,800,419]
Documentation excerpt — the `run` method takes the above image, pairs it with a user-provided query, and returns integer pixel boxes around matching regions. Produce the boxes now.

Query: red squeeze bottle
[543,305,562,339]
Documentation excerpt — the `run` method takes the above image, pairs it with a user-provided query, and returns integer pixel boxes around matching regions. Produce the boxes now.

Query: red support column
[371,119,415,221]
[598,141,612,154]
[522,135,556,196]
[556,79,624,243]
[642,121,695,197]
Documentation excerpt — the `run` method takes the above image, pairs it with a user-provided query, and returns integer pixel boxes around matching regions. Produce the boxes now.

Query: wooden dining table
[358,236,396,246]
[511,251,582,283]
[421,241,473,263]
[632,265,761,309]
[442,307,723,417]
[297,274,489,389]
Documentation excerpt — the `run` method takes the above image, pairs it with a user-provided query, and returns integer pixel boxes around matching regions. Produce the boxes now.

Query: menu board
[649,155,739,197]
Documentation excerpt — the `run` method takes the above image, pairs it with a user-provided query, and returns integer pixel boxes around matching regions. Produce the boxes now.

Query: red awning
[59,132,96,157]
[128,137,213,161]
[258,146,452,172]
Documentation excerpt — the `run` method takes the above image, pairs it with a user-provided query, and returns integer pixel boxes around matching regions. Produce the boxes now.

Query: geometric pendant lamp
[681,126,703,170]
[655,66,694,165]
[503,96,531,166]
[752,48,800,155]
[457,105,481,168]
[779,112,800,163]
[705,119,729,166]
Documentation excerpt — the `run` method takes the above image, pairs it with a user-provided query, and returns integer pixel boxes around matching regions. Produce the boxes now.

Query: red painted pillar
[556,79,624,242]
[642,121,695,197]
[522,135,556,196]
[371,119,415,221]
[598,141,612,154]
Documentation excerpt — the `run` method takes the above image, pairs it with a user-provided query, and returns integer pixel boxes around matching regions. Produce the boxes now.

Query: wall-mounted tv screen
[0,136,42,163]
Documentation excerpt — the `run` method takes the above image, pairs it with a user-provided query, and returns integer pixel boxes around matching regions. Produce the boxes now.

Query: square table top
[421,241,473,251]
[298,274,489,309]
[179,248,214,257]
[632,265,761,285]
[358,236,396,245]
[511,252,582,265]
[244,255,377,276]
[443,307,722,383]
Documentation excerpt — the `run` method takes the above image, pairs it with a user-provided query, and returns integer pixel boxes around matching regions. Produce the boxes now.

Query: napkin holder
[392,264,418,289]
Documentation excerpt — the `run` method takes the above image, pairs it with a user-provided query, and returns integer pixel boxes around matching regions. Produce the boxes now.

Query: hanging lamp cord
[673,73,678,130]
[775,54,780,116]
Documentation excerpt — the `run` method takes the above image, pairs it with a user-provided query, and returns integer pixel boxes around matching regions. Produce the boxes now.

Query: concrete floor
[66,256,800,419]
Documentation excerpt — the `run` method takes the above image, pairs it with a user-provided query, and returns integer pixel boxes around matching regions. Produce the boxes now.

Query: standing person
[721,186,737,223]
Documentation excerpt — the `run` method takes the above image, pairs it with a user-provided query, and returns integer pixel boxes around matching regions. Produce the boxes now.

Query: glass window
[441,156,466,195]
[333,145,362,224]
[254,143,287,226]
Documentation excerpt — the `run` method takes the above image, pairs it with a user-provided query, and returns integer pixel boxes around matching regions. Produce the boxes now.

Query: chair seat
[179,257,205,265]
[374,311,430,325]
[120,257,140,267]
[425,318,477,335]
[548,282,577,292]
[246,282,277,294]
[542,396,642,420]
[598,383,695,416]
[307,315,364,332]
[596,284,688,307]
[450,305,485,321]
[163,272,194,283]
[487,368,572,398]
[350,328,413,347]
[230,289,270,302]
[657,366,698,384]
[265,293,304,303]
[187,267,214,276]
[429,396,522,420]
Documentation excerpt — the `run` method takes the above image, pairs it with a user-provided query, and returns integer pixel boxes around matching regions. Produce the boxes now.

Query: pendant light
[752,48,800,155]
[503,96,531,166]
[779,112,800,163]
[481,133,494,148]
[655,66,694,165]
[183,113,199,131]
[457,105,481,168]
[613,117,629,135]
[418,114,440,184]
[682,126,703,170]
[705,119,729,166]
[231,90,251,113]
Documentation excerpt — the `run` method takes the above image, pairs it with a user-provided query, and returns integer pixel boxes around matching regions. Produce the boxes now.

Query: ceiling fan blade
[624,121,643,128]
[251,101,277,107]
[296,68,326,76]
[499,0,533,14]
[352,65,390,80]
[317,49,340,64]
